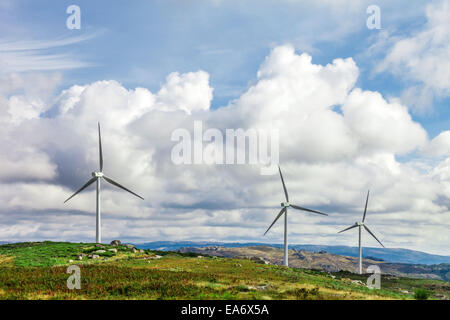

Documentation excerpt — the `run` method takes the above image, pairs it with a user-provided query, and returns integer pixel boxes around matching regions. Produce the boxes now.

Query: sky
[1,0,450,255]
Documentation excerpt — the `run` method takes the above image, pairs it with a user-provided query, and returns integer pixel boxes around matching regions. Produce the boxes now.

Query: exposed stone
[94,250,106,254]
[139,249,144,253]
[131,248,137,253]
[247,284,274,291]
[250,256,269,264]
[95,244,105,248]
[110,240,121,246]
[68,260,73,263]
[400,290,410,294]
[351,280,365,286]
[76,255,83,261]
[108,248,118,253]
[88,254,100,259]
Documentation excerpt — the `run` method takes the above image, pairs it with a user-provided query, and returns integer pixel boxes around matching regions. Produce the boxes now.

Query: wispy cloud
[0,33,99,73]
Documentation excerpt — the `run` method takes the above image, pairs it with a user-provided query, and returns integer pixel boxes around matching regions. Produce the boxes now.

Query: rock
[247,284,274,291]
[76,255,83,261]
[131,248,137,253]
[88,254,100,259]
[139,249,144,253]
[351,280,364,286]
[68,260,73,263]
[94,250,106,254]
[250,256,269,264]
[400,290,410,294]
[197,256,204,259]
[108,248,117,253]
[95,244,104,248]
[110,240,121,246]
[122,244,135,249]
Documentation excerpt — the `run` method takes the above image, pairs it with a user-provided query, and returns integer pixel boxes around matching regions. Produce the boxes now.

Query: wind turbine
[338,190,385,274]
[264,165,328,267]
[64,123,144,243]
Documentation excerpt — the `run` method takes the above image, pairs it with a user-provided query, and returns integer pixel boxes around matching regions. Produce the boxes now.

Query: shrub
[288,287,320,300]
[414,289,430,300]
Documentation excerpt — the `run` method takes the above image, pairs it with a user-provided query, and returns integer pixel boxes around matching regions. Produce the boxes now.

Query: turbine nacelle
[356,222,364,226]
[92,171,104,178]
[281,202,290,208]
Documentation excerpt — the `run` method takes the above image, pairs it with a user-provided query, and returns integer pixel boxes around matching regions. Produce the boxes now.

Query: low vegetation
[0,242,449,300]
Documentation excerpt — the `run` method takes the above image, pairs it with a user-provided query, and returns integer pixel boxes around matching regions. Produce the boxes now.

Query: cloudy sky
[1,0,450,255]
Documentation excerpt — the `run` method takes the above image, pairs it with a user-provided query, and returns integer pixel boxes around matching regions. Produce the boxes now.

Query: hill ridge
[135,241,450,265]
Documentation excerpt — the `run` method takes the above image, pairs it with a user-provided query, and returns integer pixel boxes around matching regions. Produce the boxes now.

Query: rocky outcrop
[250,256,269,265]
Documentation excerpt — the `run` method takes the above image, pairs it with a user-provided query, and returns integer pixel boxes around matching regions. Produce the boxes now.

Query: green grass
[0,242,89,267]
[0,242,449,300]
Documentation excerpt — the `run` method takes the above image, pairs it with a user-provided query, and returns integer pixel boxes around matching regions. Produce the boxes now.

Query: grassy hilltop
[0,241,449,300]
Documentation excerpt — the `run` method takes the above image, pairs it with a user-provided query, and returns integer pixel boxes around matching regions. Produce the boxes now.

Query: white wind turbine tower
[264,165,328,267]
[64,123,144,243]
[338,190,385,274]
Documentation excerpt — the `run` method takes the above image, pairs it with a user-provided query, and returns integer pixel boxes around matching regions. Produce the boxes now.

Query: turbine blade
[64,177,97,203]
[363,225,385,248]
[338,223,358,233]
[278,165,289,202]
[291,204,328,216]
[98,122,103,172]
[103,175,144,200]
[362,190,370,222]
[264,207,286,236]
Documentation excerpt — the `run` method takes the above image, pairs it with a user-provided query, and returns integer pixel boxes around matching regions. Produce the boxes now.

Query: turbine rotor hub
[92,171,104,178]
[281,202,290,208]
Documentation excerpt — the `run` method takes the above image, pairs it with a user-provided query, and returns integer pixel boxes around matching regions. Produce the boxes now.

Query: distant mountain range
[177,245,450,282]
[135,241,450,265]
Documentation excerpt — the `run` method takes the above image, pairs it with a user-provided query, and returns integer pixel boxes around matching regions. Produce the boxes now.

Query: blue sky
[2,0,446,118]
[0,0,450,254]
[2,0,448,135]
